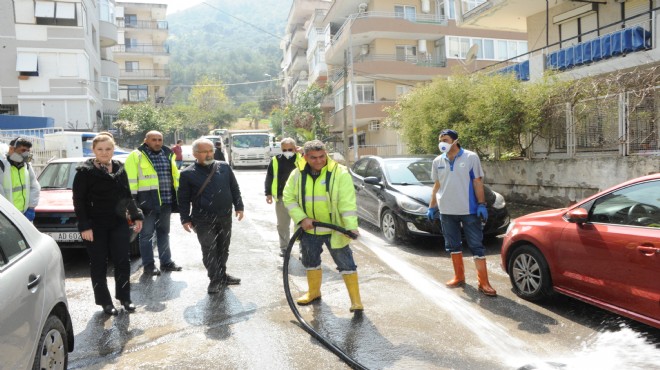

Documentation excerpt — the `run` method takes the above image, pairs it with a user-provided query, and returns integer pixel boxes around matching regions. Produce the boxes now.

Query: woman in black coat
[72,133,143,315]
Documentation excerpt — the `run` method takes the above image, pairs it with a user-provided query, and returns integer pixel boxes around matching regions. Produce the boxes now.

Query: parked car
[349,155,510,243]
[33,156,140,256]
[501,173,660,329]
[0,195,74,369]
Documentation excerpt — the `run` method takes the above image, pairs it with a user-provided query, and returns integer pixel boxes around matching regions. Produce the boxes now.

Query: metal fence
[534,86,659,157]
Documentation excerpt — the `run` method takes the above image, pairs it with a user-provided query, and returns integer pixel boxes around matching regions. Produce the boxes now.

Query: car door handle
[27,273,41,290]
[637,246,660,256]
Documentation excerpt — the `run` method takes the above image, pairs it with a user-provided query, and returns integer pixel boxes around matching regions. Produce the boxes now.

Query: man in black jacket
[178,138,244,294]
[264,137,301,257]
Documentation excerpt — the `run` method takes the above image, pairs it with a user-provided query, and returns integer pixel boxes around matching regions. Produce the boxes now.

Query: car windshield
[38,162,81,189]
[232,135,269,148]
[384,158,434,185]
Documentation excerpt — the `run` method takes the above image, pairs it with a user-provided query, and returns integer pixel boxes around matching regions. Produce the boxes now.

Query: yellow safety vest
[270,153,303,201]
[10,166,30,212]
[125,149,179,208]
[282,156,358,249]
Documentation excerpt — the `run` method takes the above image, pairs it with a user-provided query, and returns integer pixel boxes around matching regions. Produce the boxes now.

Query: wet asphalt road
[63,168,660,369]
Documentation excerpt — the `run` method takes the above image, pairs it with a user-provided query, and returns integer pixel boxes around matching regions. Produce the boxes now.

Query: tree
[270,84,330,142]
[115,103,177,148]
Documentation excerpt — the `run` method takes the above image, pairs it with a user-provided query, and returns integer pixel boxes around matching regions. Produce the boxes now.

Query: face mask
[438,141,455,153]
[9,152,25,163]
[282,151,295,159]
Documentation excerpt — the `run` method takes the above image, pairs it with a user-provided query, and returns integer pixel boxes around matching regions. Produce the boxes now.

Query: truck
[44,131,129,157]
[224,130,275,169]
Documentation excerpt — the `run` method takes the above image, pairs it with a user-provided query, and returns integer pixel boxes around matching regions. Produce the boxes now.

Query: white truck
[225,130,275,169]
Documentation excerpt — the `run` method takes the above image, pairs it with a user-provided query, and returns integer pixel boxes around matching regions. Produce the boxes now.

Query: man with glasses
[265,138,302,257]
[0,138,40,221]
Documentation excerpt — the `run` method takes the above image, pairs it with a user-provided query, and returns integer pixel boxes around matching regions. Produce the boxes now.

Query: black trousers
[193,214,232,282]
[85,217,131,306]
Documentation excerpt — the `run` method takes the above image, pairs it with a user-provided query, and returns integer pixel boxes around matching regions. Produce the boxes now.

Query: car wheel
[381,210,403,243]
[508,244,553,301]
[33,315,68,370]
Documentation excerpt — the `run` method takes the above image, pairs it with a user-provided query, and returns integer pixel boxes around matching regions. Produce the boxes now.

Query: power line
[201,1,286,42]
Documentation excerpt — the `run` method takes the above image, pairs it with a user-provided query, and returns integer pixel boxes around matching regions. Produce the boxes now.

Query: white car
[0,195,74,369]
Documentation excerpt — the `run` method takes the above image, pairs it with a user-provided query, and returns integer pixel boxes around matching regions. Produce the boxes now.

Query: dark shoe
[121,301,136,312]
[207,281,221,294]
[221,274,241,285]
[103,305,118,316]
[279,250,286,257]
[144,264,161,276]
[162,262,182,272]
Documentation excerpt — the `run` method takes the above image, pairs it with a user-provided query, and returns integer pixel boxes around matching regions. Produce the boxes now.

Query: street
[64,168,660,370]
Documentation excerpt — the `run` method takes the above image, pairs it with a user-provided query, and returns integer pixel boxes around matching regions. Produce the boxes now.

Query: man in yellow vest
[264,137,302,257]
[0,138,40,221]
[283,140,363,312]
[125,131,182,276]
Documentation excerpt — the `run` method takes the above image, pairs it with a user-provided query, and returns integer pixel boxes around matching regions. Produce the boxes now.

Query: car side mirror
[364,176,382,187]
[566,208,588,224]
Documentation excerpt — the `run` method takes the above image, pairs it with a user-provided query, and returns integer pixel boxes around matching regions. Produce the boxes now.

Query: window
[396,85,412,97]
[358,132,366,146]
[355,83,374,104]
[365,160,382,179]
[99,0,115,23]
[590,181,660,227]
[394,5,416,21]
[125,14,137,27]
[0,212,30,267]
[119,85,148,102]
[16,53,39,77]
[369,120,380,131]
[125,61,139,72]
[334,87,344,112]
[35,1,77,26]
[352,159,370,176]
[101,76,118,100]
[396,45,417,62]
[483,39,495,59]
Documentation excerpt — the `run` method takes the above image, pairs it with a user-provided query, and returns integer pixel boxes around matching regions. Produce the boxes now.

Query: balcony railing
[119,69,170,78]
[332,11,447,46]
[112,44,169,54]
[354,54,447,67]
[118,20,168,30]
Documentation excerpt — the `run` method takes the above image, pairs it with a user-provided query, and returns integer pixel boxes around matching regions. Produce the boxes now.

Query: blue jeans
[300,232,357,272]
[439,213,485,257]
[139,204,173,267]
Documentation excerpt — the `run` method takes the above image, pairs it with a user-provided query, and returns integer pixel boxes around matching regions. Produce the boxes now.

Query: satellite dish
[465,44,478,65]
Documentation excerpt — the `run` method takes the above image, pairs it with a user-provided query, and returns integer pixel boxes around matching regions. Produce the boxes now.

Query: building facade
[280,0,527,159]
[0,0,169,131]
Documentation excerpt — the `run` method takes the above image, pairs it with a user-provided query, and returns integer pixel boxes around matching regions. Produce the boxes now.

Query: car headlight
[395,194,427,214]
[492,191,506,209]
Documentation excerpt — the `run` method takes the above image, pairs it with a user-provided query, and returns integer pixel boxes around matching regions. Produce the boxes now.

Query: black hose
[282,222,369,370]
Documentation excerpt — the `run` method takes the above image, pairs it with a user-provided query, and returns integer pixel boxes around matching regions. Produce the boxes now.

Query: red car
[501,173,660,329]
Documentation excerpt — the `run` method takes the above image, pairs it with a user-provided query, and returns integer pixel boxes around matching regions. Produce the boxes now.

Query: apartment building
[457,0,659,158]
[110,1,169,121]
[1,0,118,130]
[281,0,527,157]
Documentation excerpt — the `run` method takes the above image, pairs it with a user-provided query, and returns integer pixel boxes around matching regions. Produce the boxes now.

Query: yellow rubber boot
[296,269,322,305]
[446,252,465,287]
[475,257,497,297]
[342,273,364,312]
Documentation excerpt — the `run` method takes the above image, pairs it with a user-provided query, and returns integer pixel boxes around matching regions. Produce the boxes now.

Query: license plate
[48,232,83,242]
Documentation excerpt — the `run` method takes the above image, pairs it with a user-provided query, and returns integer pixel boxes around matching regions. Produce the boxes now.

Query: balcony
[118,20,168,30]
[493,60,529,81]
[99,20,118,47]
[353,54,447,79]
[112,44,170,54]
[325,11,447,64]
[330,101,396,132]
[119,69,170,79]
[458,0,547,32]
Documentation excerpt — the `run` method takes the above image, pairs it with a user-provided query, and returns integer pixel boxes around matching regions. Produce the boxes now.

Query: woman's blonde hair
[92,132,116,149]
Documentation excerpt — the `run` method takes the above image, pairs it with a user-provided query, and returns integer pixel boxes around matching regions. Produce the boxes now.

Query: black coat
[72,159,144,231]
[178,161,243,224]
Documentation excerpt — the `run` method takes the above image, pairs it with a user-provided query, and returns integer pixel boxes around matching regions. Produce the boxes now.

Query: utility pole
[342,49,349,161]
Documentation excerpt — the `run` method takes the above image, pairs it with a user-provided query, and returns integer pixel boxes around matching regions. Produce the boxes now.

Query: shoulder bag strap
[195,161,218,201]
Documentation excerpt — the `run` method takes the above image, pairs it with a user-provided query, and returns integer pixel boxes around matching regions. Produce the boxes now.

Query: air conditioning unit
[360,45,369,56]
[369,120,380,131]
[358,3,367,13]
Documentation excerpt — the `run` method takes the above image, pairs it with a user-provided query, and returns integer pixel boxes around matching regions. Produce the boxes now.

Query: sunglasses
[282,149,295,152]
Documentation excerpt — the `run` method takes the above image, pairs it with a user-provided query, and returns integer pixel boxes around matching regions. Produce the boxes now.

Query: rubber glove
[24,208,36,222]
[477,204,488,222]
[426,207,438,221]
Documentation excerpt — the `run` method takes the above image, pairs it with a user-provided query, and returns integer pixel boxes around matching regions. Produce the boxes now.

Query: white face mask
[9,152,27,163]
[282,151,295,159]
[438,140,455,153]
